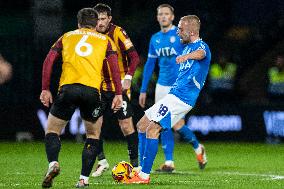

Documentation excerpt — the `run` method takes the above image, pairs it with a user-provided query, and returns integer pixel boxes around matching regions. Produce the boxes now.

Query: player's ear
[109,16,112,22]
[78,23,81,29]
[171,14,175,22]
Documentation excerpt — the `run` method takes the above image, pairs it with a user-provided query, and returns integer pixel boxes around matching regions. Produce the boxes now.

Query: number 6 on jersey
[75,35,93,57]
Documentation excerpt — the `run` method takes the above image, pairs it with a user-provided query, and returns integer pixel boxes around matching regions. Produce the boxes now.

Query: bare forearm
[185,49,205,60]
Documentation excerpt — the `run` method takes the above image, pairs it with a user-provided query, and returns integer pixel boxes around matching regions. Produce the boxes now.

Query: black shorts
[50,84,102,122]
[101,91,133,120]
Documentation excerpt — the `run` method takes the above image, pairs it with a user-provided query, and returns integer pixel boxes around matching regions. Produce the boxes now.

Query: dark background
[0,0,284,141]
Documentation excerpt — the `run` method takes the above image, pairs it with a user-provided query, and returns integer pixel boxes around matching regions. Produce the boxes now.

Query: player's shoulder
[111,23,123,31]
[150,31,163,42]
[111,23,129,37]
[64,28,108,41]
[152,30,163,37]
[199,39,209,46]
[151,25,178,38]
[169,25,178,33]
[194,39,209,50]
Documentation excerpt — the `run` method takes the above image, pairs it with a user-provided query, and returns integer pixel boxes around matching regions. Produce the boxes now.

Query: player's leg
[42,114,68,188]
[141,122,161,177]
[91,116,110,177]
[127,94,190,183]
[42,85,76,188]
[116,93,138,168]
[76,85,102,187]
[154,84,175,172]
[118,117,139,167]
[137,115,150,168]
[157,129,175,172]
[173,118,207,169]
[174,118,199,148]
[77,119,101,187]
[92,91,112,177]
[126,121,161,184]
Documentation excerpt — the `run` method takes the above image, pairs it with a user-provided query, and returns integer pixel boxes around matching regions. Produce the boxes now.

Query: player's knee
[85,129,100,139]
[46,114,67,135]
[137,115,149,133]
[84,120,100,139]
[146,122,161,139]
[173,119,185,131]
[119,118,134,135]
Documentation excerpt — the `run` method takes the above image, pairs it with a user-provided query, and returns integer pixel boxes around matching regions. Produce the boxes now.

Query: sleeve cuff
[124,74,132,80]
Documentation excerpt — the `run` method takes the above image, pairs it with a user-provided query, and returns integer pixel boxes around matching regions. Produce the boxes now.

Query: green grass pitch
[0,141,284,188]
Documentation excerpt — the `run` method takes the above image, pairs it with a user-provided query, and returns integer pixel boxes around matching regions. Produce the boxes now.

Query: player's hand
[122,79,131,90]
[40,90,53,107]
[111,95,123,113]
[139,93,147,108]
[176,55,188,64]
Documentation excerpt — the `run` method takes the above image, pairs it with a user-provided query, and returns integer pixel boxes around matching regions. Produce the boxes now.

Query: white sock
[165,160,174,167]
[79,175,89,184]
[194,144,202,155]
[48,161,58,169]
[98,159,108,166]
[138,171,149,180]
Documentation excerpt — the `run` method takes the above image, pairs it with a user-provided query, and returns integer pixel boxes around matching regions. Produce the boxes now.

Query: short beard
[182,33,191,43]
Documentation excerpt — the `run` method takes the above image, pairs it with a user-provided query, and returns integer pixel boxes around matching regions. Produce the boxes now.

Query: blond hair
[181,15,201,34]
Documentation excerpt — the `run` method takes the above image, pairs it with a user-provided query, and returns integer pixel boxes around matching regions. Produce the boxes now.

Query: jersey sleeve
[116,28,140,77]
[117,28,134,51]
[42,36,63,90]
[106,39,122,95]
[147,36,158,59]
[140,37,157,93]
[140,57,156,93]
[196,42,207,57]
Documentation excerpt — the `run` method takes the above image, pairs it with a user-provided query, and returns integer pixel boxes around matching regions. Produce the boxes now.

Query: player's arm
[118,28,140,90]
[139,37,157,108]
[176,49,206,63]
[106,39,123,112]
[40,37,63,107]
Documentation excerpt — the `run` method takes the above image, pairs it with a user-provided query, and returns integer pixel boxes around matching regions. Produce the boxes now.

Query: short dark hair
[93,3,112,16]
[77,8,98,28]
[157,4,174,14]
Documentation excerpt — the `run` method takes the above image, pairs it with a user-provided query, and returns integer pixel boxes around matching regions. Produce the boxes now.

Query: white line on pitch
[168,170,284,180]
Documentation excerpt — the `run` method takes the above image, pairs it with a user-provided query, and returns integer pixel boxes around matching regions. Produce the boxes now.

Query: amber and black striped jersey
[101,23,139,92]
[42,27,122,95]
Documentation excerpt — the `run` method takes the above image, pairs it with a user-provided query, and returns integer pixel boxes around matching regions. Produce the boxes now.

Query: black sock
[45,133,61,163]
[126,132,138,167]
[97,139,106,161]
[81,138,99,176]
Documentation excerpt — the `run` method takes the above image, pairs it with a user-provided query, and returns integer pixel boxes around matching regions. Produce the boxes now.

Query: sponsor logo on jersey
[155,47,177,56]
[179,60,194,71]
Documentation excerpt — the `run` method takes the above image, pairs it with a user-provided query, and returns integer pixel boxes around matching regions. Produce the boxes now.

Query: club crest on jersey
[155,47,177,56]
[170,36,176,43]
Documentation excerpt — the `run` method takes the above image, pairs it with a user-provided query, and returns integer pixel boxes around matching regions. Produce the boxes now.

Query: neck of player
[189,35,200,43]
[161,24,173,33]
